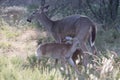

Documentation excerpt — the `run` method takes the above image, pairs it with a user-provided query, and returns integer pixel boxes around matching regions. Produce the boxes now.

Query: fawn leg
[67,58,80,75]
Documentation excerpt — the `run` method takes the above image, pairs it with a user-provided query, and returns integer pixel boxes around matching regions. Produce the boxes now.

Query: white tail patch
[90,32,95,47]
[91,41,95,47]
[65,36,73,44]
[65,36,73,41]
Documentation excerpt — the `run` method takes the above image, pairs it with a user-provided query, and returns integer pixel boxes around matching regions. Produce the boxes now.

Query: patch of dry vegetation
[0,19,40,58]
[0,7,120,80]
[0,50,120,80]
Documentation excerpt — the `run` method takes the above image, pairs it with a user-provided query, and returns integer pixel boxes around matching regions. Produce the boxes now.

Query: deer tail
[90,24,97,47]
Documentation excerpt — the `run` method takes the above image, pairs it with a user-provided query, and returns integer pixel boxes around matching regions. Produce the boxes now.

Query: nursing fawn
[36,38,80,75]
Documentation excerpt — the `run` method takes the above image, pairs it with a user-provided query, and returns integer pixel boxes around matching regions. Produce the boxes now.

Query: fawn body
[36,41,80,75]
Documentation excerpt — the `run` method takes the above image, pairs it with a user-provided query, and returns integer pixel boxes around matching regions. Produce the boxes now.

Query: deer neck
[38,12,53,32]
[71,42,78,54]
[66,41,79,58]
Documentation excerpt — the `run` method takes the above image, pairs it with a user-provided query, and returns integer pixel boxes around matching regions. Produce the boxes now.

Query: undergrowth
[0,51,120,80]
[0,8,120,80]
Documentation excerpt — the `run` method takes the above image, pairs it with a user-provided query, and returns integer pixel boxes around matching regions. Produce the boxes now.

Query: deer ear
[43,5,49,12]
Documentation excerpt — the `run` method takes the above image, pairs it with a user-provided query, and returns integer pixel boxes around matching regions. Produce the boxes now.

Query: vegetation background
[0,0,120,80]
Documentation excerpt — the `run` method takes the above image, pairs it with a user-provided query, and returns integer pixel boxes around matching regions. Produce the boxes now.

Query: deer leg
[73,37,89,68]
[72,51,79,64]
[67,58,80,75]
[60,58,72,80]
[76,25,92,66]
[60,57,66,72]
[91,45,97,55]
[54,59,58,67]
[35,51,42,67]
[89,37,97,55]
[80,42,89,69]
[72,49,83,65]
[77,48,83,65]
[38,59,41,65]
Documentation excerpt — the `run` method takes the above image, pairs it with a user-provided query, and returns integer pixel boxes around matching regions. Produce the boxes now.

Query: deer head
[27,5,49,23]
[27,0,49,22]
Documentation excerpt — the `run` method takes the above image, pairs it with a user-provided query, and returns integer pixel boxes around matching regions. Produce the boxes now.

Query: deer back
[37,43,71,58]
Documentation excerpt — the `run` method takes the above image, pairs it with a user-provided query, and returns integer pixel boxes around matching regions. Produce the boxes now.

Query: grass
[0,11,120,80]
[0,24,20,39]
[96,28,120,53]
[0,51,120,80]
[0,56,65,80]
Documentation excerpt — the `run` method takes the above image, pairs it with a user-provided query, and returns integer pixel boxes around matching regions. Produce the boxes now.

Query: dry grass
[0,19,38,58]
[0,13,120,80]
[0,50,120,80]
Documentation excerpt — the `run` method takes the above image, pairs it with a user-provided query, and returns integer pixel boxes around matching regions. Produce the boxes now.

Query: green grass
[0,56,64,80]
[0,42,12,49]
[0,13,120,80]
[0,52,120,80]
[96,28,120,53]
[0,25,20,40]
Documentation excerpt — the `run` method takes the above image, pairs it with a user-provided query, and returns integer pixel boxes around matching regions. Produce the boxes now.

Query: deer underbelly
[62,33,75,40]
[50,53,62,59]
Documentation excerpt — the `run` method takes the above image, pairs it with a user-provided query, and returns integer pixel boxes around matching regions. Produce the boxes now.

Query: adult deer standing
[27,2,97,67]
